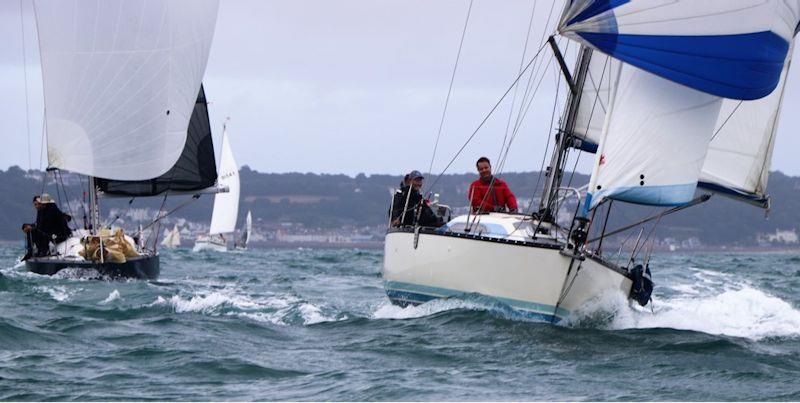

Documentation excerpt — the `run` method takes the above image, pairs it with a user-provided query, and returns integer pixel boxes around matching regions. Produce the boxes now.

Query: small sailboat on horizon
[161,225,182,249]
[234,211,253,251]
[194,123,241,253]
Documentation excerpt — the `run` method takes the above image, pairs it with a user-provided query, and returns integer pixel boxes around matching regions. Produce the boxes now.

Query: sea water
[1,245,799,400]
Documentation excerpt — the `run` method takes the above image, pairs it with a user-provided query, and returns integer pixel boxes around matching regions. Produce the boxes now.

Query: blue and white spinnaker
[559,0,800,100]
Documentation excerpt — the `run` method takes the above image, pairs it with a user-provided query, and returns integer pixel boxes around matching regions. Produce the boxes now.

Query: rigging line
[56,170,78,231]
[521,46,565,212]
[19,0,32,170]
[489,46,560,214]
[498,48,558,175]
[147,193,170,250]
[496,48,555,175]
[587,195,710,243]
[427,0,474,177]
[510,0,557,112]
[497,0,538,165]
[103,197,135,229]
[508,0,559,140]
[756,57,792,190]
[495,1,559,178]
[633,208,666,263]
[709,100,743,142]
[527,55,562,214]
[426,40,549,191]
[38,112,47,191]
[143,194,200,232]
[495,34,564,176]
[566,52,609,191]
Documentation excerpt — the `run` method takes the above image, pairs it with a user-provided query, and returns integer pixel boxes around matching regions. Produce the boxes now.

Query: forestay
[35,0,220,180]
[698,42,796,208]
[209,127,240,235]
[558,0,800,100]
[585,64,723,210]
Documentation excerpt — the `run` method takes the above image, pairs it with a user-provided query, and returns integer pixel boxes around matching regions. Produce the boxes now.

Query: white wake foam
[371,298,485,320]
[577,268,800,340]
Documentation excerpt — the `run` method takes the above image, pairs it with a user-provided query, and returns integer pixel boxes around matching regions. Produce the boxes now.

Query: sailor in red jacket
[469,157,518,214]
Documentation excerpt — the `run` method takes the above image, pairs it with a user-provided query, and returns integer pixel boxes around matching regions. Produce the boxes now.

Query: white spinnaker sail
[572,50,619,151]
[699,43,795,206]
[586,64,723,210]
[209,127,240,235]
[34,0,220,180]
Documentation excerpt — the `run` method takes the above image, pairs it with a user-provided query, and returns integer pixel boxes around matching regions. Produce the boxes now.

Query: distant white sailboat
[194,124,240,253]
[235,211,252,250]
[161,225,182,249]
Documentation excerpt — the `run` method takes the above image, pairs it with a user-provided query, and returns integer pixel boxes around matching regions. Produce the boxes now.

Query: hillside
[2,165,799,246]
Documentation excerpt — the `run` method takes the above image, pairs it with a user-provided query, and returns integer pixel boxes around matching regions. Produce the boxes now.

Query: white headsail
[243,211,252,247]
[571,50,619,152]
[698,43,796,207]
[34,0,220,180]
[209,126,240,235]
[586,64,723,210]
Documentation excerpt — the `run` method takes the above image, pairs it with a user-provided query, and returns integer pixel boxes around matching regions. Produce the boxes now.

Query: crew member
[468,157,518,214]
[390,170,443,227]
[21,194,72,260]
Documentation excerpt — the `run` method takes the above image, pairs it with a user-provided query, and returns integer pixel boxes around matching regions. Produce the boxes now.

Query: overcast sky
[3,0,800,178]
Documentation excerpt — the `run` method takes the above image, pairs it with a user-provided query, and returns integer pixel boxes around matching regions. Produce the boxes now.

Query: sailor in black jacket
[22,194,72,259]
[390,171,443,228]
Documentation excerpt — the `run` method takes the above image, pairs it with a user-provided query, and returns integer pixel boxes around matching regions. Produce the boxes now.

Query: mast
[539,40,593,222]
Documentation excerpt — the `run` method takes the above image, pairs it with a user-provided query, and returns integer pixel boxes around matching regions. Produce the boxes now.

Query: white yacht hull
[193,236,228,252]
[383,229,632,323]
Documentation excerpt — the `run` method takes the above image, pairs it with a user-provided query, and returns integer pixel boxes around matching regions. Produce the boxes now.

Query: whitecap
[99,289,121,304]
[34,285,71,302]
[151,289,342,325]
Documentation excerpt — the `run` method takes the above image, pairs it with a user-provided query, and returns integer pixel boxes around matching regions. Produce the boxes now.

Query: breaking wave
[150,288,343,326]
[577,267,800,340]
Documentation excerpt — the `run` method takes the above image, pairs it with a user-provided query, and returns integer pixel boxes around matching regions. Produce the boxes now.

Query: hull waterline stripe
[384,280,571,320]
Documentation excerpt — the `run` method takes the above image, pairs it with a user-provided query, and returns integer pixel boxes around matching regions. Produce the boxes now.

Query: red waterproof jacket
[469,177,518,213]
